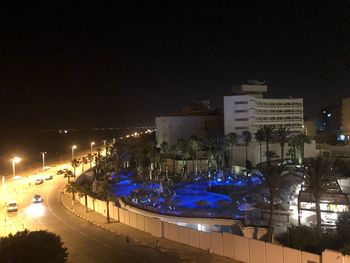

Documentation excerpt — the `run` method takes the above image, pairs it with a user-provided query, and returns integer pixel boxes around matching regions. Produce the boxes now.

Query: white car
[35,178,44,185]
[7,201,18,212]
[44,175,53,180]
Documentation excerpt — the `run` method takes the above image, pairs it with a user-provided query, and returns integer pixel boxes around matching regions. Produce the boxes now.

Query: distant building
[224,81,304,136]
[342,98,350,136]
[318,104,341,134]
[155,100,223,147]
[303,119,317,138]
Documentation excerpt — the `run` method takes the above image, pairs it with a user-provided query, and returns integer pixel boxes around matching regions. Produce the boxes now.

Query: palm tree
[255,128,265,164]
[71,158,81,178]
[175,139,189,176]
[87,153,94,168]
[65,182,76,201]
[241,131,252,168]
[188,135,201,175]
[274,126,290,163]
[303,157,335,238]
[260,164,284,242]
[57,169,74,183]
[226,132,238,172]
[262,125,275,168]
[160,141,170,178]
[295,133,311,163]
[81,156,89,172]
[76,184,92,212]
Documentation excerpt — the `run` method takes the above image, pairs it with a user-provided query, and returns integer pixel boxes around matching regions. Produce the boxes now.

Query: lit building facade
[224,83,304,136]
[155,100,223,147]
[342,97,350,136]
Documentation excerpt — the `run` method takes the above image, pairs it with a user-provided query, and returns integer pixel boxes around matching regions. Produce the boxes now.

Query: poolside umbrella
[238,202,254,211]
[216,199,231,208]
[194,200,210,208]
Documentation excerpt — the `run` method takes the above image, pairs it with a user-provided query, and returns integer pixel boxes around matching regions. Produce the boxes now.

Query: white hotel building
[224,82,315,166]
[224,83,304,136]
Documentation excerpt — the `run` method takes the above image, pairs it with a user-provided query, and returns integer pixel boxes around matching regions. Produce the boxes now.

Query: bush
[0,229,68,263]
[337,212,350,243]
[287,226,320,253]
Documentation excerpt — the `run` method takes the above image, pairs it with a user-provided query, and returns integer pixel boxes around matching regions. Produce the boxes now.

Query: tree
[57,169,74,183]
[71,158,81,178]
[241,130,252,169]
[295,133,311,163]
[304,157,335,238]
[260,164,284,242]
[175,138,189,176]
[0,229,68,263]
[76,183,93,212]
[275,126,290,163]
[81,156,88,172]
[160,141,170,178]
[65,182,76,201]
[337,212,350,243]
[226,132,238,171]
[87,153,94,168]
[187,135,202,175]
[255,128,265,164]
[262,125,275,169]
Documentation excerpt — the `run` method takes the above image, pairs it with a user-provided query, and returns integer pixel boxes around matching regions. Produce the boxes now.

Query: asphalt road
[1,166,183,262]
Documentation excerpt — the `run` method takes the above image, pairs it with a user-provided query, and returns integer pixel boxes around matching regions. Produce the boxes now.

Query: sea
[0,128,142,176]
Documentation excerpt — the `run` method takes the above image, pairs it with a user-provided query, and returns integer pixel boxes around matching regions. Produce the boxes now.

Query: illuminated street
[0,162,235,263]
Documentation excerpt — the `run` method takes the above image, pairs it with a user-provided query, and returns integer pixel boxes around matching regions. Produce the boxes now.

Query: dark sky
[1,1,350,132]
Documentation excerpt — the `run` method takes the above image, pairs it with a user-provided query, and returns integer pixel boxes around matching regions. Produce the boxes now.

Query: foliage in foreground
[0,229,68,263]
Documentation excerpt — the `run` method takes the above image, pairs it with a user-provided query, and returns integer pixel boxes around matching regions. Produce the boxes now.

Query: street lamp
[41,152,47,170]
[10,157,21,178]
[71,145,77,160]
[90,141,95,154]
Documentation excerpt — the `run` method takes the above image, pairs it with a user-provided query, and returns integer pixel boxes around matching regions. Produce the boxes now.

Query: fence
[77,195,350,263]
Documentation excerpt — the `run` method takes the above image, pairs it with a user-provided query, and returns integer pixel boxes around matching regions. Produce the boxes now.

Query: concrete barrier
[199,231,210,251]
[249,239,266,263]
[70,191,331,263]
[302,251,320,263]
[119,208,125,223]
[222,232,235,259]
[163,222,170,239]
[188,228,200,248]
[136,214,145,231]
[266,243,283,263]
[322,249,343,263]
[178,226,189,245]
[129,212,137,228]
[169,223,179,242]
[124,210,130,225]
[210,232,224,256]
[234,235,249,263]
[283,247,301,263]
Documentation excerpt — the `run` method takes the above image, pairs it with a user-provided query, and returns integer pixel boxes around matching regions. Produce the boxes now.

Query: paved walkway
[61,191,239,263]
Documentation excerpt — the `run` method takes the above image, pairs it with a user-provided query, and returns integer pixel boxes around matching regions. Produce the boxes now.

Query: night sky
[1,1,350,132]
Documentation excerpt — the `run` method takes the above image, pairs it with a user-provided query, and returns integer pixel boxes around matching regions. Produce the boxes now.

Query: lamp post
[41,152,47,170]
[10,157,21,178]
[90,141,95,154]
[71,145,77,160]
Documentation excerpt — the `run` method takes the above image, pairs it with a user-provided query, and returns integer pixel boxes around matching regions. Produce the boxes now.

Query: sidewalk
[61,191,238,263]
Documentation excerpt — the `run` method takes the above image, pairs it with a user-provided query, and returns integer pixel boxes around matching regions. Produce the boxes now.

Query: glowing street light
[10,157,21,178]
[71,145,77,160]
[41,152,47,170]
[90,142,95,154]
